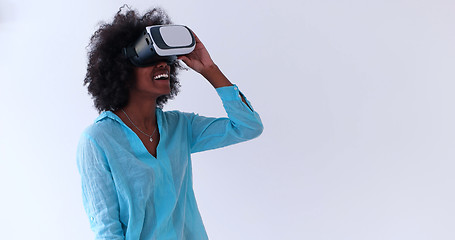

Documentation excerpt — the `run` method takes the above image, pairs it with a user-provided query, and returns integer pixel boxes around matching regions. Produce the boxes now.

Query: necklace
[121,109,157,142]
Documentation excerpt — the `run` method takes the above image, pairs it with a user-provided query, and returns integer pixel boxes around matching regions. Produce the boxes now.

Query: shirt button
[90,217,94,221]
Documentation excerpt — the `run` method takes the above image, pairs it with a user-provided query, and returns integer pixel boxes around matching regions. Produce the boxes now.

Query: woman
[77,7,263,240]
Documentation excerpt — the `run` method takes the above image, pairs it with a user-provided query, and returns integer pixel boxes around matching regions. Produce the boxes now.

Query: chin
[158,88,171,96]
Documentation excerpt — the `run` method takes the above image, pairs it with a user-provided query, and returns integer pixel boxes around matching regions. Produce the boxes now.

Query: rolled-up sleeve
[188,84,263,153]
[76,133,124,240]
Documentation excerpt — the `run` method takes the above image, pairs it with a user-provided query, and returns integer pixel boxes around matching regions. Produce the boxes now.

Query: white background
[1,0,454,239]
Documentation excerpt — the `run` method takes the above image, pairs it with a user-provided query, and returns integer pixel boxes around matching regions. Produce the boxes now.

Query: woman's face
[131,61,171,98]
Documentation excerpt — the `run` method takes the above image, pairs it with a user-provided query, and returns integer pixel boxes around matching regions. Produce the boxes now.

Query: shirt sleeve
[76,133,125,240]
[188,84,264,153]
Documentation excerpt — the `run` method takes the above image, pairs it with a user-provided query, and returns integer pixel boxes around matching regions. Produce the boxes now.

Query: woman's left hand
[178,32,216,76]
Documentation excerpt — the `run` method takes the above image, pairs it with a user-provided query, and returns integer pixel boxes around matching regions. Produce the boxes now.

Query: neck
[118,92,158,131]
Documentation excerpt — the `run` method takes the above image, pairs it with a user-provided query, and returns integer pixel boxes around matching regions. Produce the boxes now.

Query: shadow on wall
[0,1,16,25]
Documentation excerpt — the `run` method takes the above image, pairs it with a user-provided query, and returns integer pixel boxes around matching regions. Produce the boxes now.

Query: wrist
[200,64,219,78]
[201,64,232,88]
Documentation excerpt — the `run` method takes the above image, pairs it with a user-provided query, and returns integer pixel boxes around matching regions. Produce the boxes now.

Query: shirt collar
[95,108,164,124]
[95,111,122,123]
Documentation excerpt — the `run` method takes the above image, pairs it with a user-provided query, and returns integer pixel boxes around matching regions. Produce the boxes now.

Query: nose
[155,61,168,68]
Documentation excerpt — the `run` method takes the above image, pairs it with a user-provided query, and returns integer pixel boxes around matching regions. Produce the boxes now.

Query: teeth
[154,73,169,80]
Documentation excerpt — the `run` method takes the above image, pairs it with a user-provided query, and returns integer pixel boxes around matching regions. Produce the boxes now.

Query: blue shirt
[77,85,263,240]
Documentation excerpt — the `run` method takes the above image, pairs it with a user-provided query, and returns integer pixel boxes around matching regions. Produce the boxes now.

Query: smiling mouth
[154,73,169,80]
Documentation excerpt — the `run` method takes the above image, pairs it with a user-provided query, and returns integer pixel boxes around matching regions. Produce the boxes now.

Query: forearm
[200,64,232,88]
[200,64,252,110]
[189,85,264,153]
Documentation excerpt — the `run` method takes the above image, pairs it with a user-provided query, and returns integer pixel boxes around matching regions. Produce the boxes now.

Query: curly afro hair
[84,6,182,113]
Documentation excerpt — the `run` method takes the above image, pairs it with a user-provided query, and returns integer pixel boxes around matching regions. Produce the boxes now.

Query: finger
[178,55,190,60]
[190,30,202,44]
[178,55,190,64]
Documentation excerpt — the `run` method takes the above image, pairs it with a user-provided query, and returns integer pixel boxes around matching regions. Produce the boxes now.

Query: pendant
[149,136,153,142]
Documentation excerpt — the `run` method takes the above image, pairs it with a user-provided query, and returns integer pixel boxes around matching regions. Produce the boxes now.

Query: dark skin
[114,32,248,157]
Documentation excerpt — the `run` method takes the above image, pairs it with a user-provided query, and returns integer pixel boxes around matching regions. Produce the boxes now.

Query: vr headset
[124,25,196,67]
